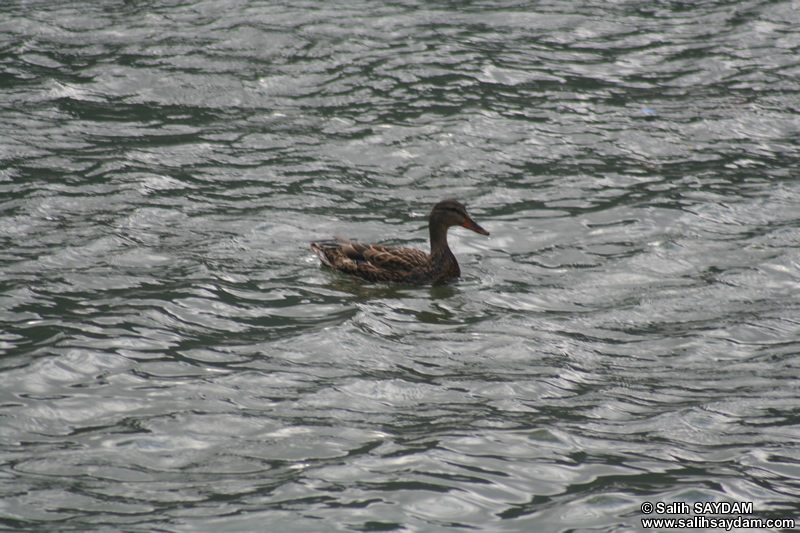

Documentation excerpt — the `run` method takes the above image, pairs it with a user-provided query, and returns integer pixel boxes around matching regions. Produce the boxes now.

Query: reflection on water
[2,0,800,531]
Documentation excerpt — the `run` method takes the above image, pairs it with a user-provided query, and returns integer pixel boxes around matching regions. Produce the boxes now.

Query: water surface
[2,1,800,531]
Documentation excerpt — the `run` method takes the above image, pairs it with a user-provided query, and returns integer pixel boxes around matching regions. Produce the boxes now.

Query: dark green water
[2,1,799,531]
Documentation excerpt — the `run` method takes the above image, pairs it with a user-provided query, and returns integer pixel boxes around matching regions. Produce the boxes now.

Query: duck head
[430,199,489,236]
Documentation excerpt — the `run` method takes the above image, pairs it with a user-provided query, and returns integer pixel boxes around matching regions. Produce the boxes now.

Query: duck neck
[429,223,452,258]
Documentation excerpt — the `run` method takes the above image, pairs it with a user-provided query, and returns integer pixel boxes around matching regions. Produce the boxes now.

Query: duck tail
[310,240,343,268]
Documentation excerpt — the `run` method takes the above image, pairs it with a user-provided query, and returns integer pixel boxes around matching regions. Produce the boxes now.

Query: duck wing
[336,237,430,272]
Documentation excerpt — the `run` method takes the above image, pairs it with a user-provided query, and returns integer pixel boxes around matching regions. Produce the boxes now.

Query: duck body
[310,237,460,285]
[310,199,489,285]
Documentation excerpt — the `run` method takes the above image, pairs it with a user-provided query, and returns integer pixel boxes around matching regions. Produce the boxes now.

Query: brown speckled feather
[310,200,489,285]
[339,238,429,270]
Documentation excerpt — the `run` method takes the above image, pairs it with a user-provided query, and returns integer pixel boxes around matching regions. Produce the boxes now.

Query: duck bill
[460,217,489,236]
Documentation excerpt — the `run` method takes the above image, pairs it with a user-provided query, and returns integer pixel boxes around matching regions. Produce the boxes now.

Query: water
[2,0,799,531]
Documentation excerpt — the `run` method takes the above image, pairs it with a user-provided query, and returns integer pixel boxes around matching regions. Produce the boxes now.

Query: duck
[310,199,489,285]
